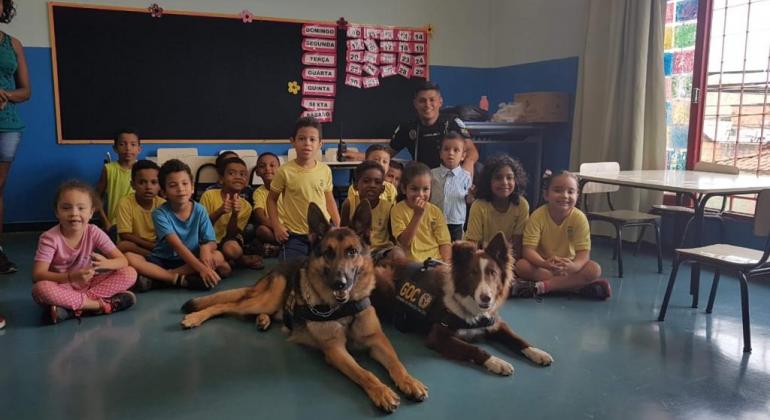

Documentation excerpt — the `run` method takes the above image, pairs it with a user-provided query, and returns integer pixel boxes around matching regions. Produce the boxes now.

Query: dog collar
[440,310,496,331]
[284,294,371,330]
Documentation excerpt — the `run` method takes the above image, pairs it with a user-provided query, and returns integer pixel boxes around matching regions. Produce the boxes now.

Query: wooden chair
[649,161,739,248]
[580,162,663,278]
[658,189,770,353]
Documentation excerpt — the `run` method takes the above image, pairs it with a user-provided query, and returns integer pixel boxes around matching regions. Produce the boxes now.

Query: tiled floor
[1,232,770,419]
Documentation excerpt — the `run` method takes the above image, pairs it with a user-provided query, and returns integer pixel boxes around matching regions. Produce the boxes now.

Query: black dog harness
[393,258,496,333]
[283,268,371,330]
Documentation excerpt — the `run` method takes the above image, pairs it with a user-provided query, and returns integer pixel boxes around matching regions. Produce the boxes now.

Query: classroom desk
[576,169,770,307]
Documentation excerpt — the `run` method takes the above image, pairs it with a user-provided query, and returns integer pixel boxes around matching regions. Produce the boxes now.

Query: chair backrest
[579,161,620,194]
[755,189,770,236]
[288,148,323,162]
[194,163,219,201]
[157,148,198,165]
[250,166,263,186]
[693,161,740,175]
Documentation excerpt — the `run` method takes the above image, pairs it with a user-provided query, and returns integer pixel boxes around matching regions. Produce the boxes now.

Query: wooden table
[576,169,770,307]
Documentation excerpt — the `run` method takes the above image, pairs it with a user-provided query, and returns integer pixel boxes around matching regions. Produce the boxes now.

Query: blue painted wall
[10,48,580,225]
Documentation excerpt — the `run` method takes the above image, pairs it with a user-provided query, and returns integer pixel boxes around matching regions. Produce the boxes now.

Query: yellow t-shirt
[522,205,590,260]
[390,200,451,262]
[200,189,253,242]
[252,185,285,222]
[347,198,394,250]
[105,162,134,224]
[270,160,333,234]
[116,194,166,242]
[346,181,397,209]
[464,197,530,246]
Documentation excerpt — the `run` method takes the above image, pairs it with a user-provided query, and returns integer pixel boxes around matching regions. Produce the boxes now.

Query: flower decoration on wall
[240,10,254,23]
[148,3,163,18]
[336,17,349,29]
[287,81,301,95]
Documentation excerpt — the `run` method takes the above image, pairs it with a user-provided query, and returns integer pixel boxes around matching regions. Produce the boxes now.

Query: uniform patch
[396,280,436,315]
[409,129,418,141]
[454,117,466,129]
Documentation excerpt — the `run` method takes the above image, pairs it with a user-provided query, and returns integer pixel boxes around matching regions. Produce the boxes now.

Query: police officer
[345,81,478,173]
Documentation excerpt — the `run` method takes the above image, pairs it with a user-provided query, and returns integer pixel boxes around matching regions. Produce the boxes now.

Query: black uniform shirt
[390,115,470,169]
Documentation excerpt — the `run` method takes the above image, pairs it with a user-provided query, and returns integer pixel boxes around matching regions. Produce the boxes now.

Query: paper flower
[240,10,254,23]
[336,17,349,29]
[288,81,300,95]
[148,3,163,18]
[427,24,434,38]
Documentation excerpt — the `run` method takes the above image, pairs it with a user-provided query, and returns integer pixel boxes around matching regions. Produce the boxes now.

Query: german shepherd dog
[373,233,554,376]
[180,203,427,413]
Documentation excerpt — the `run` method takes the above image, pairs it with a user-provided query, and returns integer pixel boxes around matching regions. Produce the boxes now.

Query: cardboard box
[513,92,570,123]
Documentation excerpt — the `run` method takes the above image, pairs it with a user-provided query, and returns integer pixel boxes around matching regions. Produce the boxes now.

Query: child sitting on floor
[200,157,263,269]
[513,170,610,300]
[390,162,451,262]
[126,159,230,291]
[341,160,394,252]
[464,154,529,256]
[251,152,282,257]
[115,160,165,257]
[345,144,398,209]
[32,180,138,324]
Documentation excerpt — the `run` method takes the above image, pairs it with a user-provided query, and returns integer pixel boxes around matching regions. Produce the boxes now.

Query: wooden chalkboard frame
[48,2,430,144]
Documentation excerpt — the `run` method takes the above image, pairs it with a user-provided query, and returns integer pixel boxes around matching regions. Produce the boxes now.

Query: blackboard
[49,4,429,143]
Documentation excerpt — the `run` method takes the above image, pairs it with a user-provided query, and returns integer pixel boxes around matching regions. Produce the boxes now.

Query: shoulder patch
[454,117,466,129]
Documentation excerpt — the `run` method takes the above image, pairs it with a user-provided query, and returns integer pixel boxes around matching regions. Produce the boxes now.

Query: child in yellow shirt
[252,152,282,257]
[390,162,451,262]
[200,157,263,269]
[464,154,529,255]
[385,160,403,188]
[341,161,394,251]
[116,160,165,257]
[267,117,340,260]
[345,144,398,209]
[97,129,140,231]
[514,170,610,300]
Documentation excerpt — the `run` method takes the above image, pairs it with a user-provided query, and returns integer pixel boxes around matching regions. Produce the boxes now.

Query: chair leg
[705,269,720,314]
[738,271,752,353]
[680,216,694,248]
[634,226,647,257]
[654,221,663,273]
[615,224,624,278]
[691,264,700,309]
[658,258,681,322]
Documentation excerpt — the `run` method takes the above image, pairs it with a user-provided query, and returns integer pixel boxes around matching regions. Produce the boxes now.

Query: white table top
[326,160,362,168]
[577,170,770,195]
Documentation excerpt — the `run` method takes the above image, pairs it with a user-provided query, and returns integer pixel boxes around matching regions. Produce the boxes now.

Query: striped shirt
[430,165,472,225]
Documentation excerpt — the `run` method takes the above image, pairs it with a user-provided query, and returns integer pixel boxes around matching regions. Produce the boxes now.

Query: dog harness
[393,258,496,333]
[283,268,371,330]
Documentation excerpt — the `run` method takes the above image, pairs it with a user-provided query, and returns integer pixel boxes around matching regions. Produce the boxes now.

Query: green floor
[2,231,770,419]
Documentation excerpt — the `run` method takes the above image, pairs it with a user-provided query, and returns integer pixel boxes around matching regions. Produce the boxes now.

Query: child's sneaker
[104,291,137,314]
[0,247,18,274]
[131,275,154,293]
[47,305,75,324]
[510,280,538,298]
[578,279,612,300]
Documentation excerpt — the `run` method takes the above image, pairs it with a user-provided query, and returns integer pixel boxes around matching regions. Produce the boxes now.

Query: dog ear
[307,202,331,243]
[451,241,478,268]
[485,232,512,270]
[350,200,372,246]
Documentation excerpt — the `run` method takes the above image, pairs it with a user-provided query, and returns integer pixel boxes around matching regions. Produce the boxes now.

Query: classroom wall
[6,0,584,225]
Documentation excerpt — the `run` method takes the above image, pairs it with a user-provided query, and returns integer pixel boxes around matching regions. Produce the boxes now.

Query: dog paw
[395,374,428,402]
[522,347,554,366]
[180,299,198,313]
[256,313,271,331]
[180,314,203,329]
[369,385,400,413]
[484,356,514,376]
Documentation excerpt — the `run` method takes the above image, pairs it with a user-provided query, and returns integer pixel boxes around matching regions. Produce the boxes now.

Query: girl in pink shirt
[32,181,137,324]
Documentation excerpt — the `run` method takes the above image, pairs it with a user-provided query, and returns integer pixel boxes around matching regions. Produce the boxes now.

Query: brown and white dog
[374,232,554,376]
[180,202,427,413]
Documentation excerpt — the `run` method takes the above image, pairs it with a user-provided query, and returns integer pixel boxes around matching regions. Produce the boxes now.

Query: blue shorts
[146,254,187,270]
[280,233,310,261]
[0,131,22,162]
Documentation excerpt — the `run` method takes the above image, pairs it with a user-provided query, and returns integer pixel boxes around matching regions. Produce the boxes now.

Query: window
[699,0,770,214]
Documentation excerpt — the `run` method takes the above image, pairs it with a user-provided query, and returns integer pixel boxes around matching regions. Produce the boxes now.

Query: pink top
[34,224,117,273]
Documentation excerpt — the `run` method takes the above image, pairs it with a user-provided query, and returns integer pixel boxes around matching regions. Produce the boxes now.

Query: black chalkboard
[50,4,427,142]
